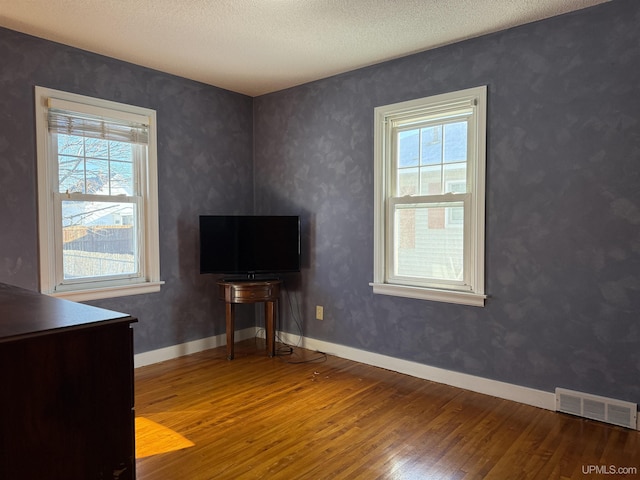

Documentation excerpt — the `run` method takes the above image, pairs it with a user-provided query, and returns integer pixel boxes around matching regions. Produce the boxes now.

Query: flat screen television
[199,215,300,278]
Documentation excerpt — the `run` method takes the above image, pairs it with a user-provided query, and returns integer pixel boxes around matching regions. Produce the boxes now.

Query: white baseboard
[135,329,556,412]
[133,327,258,368]
[277,332,556,412]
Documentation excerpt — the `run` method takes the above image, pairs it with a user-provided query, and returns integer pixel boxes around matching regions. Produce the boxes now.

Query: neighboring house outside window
[371,86,487,307]
[35,87,162,301]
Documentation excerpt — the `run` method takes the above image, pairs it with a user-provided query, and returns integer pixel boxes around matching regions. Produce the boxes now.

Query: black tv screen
[199,215,300,276]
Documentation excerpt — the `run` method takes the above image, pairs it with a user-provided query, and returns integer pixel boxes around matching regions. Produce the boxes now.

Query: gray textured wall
[253,0,640,403]
[0,27,255,353]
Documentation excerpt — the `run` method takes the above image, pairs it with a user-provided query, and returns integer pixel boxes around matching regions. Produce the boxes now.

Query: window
[371,86,487,307]
[35,87,162,301]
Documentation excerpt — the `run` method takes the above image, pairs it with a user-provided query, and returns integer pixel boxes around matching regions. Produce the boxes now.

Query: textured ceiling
[0,0,609,96]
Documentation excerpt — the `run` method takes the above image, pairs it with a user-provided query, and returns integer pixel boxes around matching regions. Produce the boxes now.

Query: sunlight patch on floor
[135,417,195,458]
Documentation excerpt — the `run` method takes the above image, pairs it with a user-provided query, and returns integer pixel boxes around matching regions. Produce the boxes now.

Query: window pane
[109,140,134,161]
[110,162,134,195]
[398,167,419,195]
[443,121,467,163]
[443,164,467,193]
[84,137,109,158]
[56,135,136,196]
[59,155,85,193]
[420,164,442,195]
[398,129,419,167]
[61,200,138,280]
[84,158,110,194]
[421,125,442,165]
[394,203,464,282]
[58,133,85,156]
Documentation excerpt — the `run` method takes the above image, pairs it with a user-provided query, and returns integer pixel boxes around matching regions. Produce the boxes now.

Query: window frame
[35,86,163,301]
[371,86,487,307]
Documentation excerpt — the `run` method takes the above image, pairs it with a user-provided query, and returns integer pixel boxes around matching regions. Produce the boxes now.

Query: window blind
[46,97,149,145]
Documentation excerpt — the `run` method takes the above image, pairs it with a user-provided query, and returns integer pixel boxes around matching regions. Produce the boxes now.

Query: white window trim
[370,86,487,307]
[35,86,163,301]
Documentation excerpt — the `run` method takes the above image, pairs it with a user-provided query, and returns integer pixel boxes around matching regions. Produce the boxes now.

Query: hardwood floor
[135,339,639,479]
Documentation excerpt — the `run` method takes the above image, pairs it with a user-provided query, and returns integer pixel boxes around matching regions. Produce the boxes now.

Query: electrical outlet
[316,305,324,320]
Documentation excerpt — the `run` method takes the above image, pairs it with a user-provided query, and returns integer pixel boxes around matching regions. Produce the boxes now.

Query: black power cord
[277,280,327,364]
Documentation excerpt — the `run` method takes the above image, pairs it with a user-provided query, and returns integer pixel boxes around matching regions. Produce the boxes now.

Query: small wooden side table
[217,279,281,360]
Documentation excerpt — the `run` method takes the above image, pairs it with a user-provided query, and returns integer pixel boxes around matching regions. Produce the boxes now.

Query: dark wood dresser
[0,283,137,479]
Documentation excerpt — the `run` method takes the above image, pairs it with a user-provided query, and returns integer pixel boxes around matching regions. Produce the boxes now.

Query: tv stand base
[217,279,282,360]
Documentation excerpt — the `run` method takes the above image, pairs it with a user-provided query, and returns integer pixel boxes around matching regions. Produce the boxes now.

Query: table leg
[265,300,276,357]
[226,302,235,360]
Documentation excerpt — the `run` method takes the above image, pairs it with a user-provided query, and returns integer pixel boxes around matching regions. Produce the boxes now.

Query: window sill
[48,281,164,302]
[370,282,486,307]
